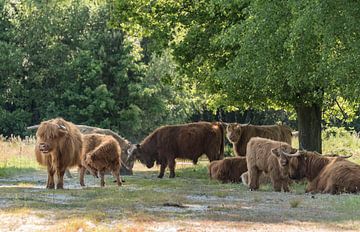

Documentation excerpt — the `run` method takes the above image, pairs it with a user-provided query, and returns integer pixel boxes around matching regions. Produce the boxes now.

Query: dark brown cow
[246,137,296,192]
[208,157,247,183]
[226,123,292,156]
[128,122,225,178]
[80,134,122,187]
[272,149,360,194]
[35,118,82,189]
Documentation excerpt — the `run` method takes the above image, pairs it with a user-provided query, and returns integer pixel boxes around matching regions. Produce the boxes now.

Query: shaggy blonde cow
[246,137,296,192]
[35,118,82,189]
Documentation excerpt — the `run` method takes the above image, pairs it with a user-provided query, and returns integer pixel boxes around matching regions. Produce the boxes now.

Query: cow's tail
[219,122,225,159]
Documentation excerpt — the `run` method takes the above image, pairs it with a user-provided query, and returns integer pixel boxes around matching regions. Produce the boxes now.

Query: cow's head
[226,122,249,143]
[271,147,306,180]
[36,121,68,154]
[127,144,155,168]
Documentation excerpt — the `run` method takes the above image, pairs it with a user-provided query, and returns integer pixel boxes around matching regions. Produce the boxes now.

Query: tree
[217,1,360,152]
[139,0,360,152]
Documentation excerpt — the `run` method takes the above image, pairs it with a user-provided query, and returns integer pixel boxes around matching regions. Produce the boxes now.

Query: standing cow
[226,123,292,156]
[246,137,296,192]
[80,134,122,187]
[35,118,82,189]
[128,122,225,178]
[272,149,360,194]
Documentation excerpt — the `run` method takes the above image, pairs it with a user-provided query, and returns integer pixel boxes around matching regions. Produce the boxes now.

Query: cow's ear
[271,148,281,157]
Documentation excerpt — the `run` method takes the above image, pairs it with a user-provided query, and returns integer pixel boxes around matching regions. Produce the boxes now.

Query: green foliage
[0,0,192,140]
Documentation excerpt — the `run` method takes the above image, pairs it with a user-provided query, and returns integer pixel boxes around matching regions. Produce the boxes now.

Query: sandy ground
[1,165,360,232]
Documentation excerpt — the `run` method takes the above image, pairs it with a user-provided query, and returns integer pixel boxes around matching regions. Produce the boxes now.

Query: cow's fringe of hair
[304,152,331,181]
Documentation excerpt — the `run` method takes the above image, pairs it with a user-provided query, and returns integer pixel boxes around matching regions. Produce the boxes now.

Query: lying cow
[208,157,247,183]
[272,149,360,194]
[226,123,292,156]
[246,137,295,192]
[80,134,122,187]
[128,122,225,178]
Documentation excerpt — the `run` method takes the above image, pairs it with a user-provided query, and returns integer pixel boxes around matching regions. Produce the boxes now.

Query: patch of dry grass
[0,135,40,177]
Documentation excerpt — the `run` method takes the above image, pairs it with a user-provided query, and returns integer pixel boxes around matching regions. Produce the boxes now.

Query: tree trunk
[296,104,322,153]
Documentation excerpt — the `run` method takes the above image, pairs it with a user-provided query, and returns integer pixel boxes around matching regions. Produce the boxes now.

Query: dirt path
[1,165,360,231]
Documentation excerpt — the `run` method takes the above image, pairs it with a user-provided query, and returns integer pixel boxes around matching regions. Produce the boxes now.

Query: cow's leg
[270,172,282,192]
[248,167,260,190]
[112,169,122,187]
[56,168,66,189]
[79,166,86,187]
[158,160,168,178]
[46,166,55,189]
[168,158,176,178]
[323,183,337,194]
[282,179,290,192]
[100,170,105,187]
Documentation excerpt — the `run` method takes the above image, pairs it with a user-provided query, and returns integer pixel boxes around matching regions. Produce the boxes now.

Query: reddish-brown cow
[272,149,360,194]
[208,157,247,183]
[128,122,225,178]
[80,134,122,187]
[226,123,292,156]
[35,118,82,189]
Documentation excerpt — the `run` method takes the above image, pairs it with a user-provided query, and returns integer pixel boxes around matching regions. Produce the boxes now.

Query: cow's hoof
[46,184,55,189]
[157,175,164,178]
[56,185,64,189]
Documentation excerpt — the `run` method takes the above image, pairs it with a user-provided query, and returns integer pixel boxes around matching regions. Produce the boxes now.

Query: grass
[289,198,302,208]
[0,136,40,177]
[1,132,360,231]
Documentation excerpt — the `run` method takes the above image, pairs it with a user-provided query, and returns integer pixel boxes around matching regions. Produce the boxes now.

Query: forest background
[1,0,360,152]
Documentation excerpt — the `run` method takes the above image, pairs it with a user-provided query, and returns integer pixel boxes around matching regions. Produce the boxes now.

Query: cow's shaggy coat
[208,157,247,183]
[241,171,271,187]
[129,122,225,178]
[273,150,360,194]
[246,137,295,192]
[35,118,83,189]
[226,123,292,156]
[80,134,122,187]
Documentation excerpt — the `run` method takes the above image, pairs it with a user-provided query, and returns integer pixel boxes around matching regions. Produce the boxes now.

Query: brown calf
[208,157,247,183]
[246,137,295,192]
[80,134,122,187]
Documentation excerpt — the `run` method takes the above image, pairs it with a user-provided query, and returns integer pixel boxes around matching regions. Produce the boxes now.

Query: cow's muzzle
[39,143,50,153]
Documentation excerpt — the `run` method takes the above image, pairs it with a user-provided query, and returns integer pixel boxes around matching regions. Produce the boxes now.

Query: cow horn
[26,125,40,130]
[242,121,251,126]
[324,153,353,159]
[282,150,301,157]
[58,125,67,130]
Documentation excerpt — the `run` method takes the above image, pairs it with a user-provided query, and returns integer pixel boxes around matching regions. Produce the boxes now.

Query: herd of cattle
[32,117,360,194]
